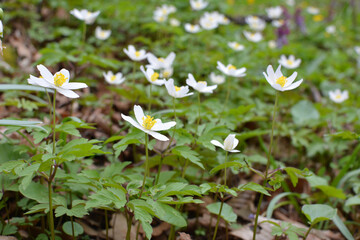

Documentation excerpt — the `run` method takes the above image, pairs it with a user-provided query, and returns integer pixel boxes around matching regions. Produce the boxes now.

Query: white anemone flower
[121,105,176,141]
[190,0,208,11]
[28,65,87,98]
[170,18,181,27]
[186,73,217,93]
[123,45,148,61]
[95,27,111,40]
[247,18,266,31]
[272,19,285,28]
[140,66,166,86]
[286,0,295,6]
[160,67,173,78]
[329,89,349,103]
[209,72,225,85]
[263,65,303,91]
[307,6,320,15]
[266,6,283,19]
[70,9,100,24]
[165,78,193,98]
[278,55,301,69]
[156,4,176,15]
[216,61,246,78]
[184,23,201,33]
[243,31,263,42]
[326,25,336,34]
[268,40,277,49]
[199,15,219,30]
[211,134,240,152]
[228,42,244,51]
[146,52,176,70]
[153,12,168,23]
[355,46,360,55]
[103,71,125,85]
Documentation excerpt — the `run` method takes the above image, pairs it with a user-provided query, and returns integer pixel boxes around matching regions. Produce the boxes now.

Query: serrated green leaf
[302,204,337,225]
[172,145,204,169]
[206,202,237,223]
[210,161,243,175]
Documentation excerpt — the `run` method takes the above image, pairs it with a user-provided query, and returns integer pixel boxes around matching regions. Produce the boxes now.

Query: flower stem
[163,97,177,154]
[82,22,87,45]
[155,155,163,185]
[52,90,57,154]
[196,92,201,132]
[148,84,152,112]
[224,151,228,186]
[48,177,55,240]
[303,225,314,240]
[139,133,149,198]
[105,209,109,240]
[252,91,279,240]
[212,196,224,240]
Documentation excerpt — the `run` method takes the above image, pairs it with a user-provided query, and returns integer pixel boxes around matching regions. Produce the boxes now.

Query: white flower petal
[210,140,225,150]
[37,64,54,82]
[62,82,88,90]
[148,131,169,141]
[134,105,145,125]
[151,120,176,131]
[121,114,144,131]
[56,88,80,98]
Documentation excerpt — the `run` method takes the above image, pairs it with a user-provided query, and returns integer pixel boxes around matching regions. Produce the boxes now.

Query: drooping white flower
[199,15,219,30]
[326,25,336,34]
[190,0,208,11]
[243,31,263,42]
[278,55,301,69]
[228,42,244,51]
[272,19,285,28]
[123,45,148,61]
[170,18,181,27]
[209,72,225,85]
[307,6,320,15]
[268,40,277,49]
[216,61,246,78]
[95,27,111,40]
[70,9,100,25]
[165,78,193,98]
[103,71,125,85]
[28,65,88,98]
[121,105,176,141]
[146,52,176,70]
[0,20,3,38]
[211,134,240,152]
[184,23,201,33]
[245,16,266,31]
[329,89,349,103]
[266,6,283,19]
[263,65,303,91]
[140,66,166,86]
[186,73,217,93]
[160,67,173,78]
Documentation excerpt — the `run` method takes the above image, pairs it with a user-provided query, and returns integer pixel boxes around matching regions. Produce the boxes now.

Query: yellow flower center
[313,14,323,22]
[54,72,68,87]
[198,81,206,84]
[142,115,156,130]
[276,76,287,87]
[163,70,171,78]
[195,2,201,7]
[247,0,255,5]
[287,60,293,65]
[135,51,141,57]
[158,58,165,62]
[150,72,159,82]
[190,25,195,30]
[175,86,181,91]
[228,65,236,70]
[335,94,342,99]
[251,33,255,37]
[110,75,116,81]
[100,31,106,37]
[234,43,240,47]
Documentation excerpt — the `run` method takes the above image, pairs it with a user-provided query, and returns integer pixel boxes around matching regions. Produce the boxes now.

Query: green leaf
[331,131,360,141]
[284,167,309,187]
[302,204,337,225]
[345,195,360,207]
[62,221,84,237]
[19,182,48,204]
[210,161,243,175]
[0,223,18,235]
[55,204,88,218]
[0,119,47,132]
[315,185,346,199]
[290,100,320,125]
[266,192,300,218]
[172,145,204,169]
[150,200,187,227]
[238,182,271,196]
[206,202,237,223]
[0,84,54,93]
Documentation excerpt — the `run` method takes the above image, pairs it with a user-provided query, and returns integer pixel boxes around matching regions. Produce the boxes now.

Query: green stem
[196,92,201,132]
[52,90,57,154]
[163,97,177,154]
[126,210,132,240]
[224,151,228,186]
[155,155,163,185]
[109,92,114,136]
[224,80,231,107]
[139,133,149,198]
[48,176,55,240]
[148,84,152,112]
[182,159,189,179]
[212,197,224,240]
[105,209,109,240]
[303,225,314,240]
[133,62,137,86]
[253,91,279,240]
[17,130,36,151]
[70,216,75,240]
[82,22,87,44]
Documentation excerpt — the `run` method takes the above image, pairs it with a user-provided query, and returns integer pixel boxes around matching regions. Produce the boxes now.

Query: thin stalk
[82,22,87,44]
[224,151,228,186]
[155,155,163,185]
[212,197,224,240]
[48,174,55,240]
[303,225,314,240]
[196,92,201,130]
[109,92,114,136]
[52,90,57,154]
[253,91,279,240]
[70,216,75,240]
[126,210,132,240]
[148,84,152,111]
[17,130,35,150]
[133,62,137,86]
[105,209,109,240]
[224,80,231,107]
[182,159,189,178]
[139,133,149,198]
[163,97,177,154]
